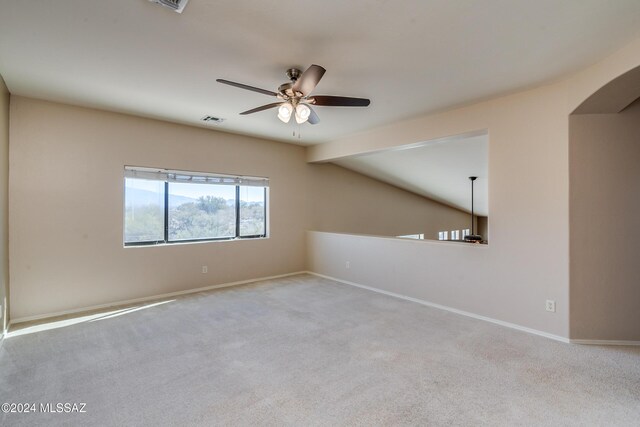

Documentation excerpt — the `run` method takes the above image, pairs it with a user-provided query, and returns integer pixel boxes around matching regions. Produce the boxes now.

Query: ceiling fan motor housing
[279,68,304,98]
[278,82,294,98]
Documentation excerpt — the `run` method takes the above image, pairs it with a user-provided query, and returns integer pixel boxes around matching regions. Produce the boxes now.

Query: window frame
[124,171,268,247]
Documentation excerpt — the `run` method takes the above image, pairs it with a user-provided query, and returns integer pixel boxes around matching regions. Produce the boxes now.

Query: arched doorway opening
[570,65,640,342]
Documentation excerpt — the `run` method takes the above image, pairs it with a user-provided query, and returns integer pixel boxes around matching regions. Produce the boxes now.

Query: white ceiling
[335,133,489,216]
[1,1,637,211]
[1,1,640,145]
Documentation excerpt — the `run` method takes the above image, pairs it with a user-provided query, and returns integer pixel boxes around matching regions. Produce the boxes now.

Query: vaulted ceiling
[336,133,489,216]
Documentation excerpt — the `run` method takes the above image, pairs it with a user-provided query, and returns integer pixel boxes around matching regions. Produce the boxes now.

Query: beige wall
[308,163,471,239]
[9,33,640,339]
[307,81,572,337]
[569,99,640,341]
[9,97,307,320]
[0,75,9,336]
[305,35,640,341]
[8,96,468,321]
[307,230,501,322]
[477,216,488,241]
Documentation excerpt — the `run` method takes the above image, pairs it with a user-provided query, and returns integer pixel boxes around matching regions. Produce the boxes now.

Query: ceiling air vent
[201,116,225,124]
[148,0,189,13]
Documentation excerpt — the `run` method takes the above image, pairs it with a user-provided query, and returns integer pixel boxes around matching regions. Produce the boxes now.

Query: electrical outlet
[345,261,350,269]
[545,300,556,312]
[202,266,208,274]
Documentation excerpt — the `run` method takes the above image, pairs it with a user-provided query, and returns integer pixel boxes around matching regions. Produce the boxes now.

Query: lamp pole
[464,176,482,242]
[470,176,477,235]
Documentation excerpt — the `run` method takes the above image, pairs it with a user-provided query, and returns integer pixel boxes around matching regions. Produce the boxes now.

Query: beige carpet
[1,274,639,426]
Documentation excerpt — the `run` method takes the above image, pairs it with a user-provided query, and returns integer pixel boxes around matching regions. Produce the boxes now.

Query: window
[451,230,460,240]
[397,234,425,240]
[124,178,165,243]
[124,166,268,246]
[438,231,448,240]
[462,229,470,239]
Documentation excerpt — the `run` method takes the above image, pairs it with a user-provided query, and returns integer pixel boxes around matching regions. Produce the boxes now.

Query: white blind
[124,166,269,187]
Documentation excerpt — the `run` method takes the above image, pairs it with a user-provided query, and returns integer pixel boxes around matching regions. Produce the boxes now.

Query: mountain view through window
[124,175,267,245]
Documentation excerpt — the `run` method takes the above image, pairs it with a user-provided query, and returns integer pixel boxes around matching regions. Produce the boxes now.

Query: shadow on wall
[569,64,640,342]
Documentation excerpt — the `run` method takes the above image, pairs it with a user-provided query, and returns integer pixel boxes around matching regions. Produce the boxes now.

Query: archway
[569,64,640,342]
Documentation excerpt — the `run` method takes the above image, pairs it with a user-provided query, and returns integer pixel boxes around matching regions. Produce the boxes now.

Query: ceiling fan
[216,64,370,125]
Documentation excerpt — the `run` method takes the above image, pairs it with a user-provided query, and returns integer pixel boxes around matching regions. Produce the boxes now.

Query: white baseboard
[10,271,640,348]
[570,339,640,346]
[9,271,307,325]
[306,271,572,344]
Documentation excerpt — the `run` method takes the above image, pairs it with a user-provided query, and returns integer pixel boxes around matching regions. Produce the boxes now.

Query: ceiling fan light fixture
[294,104,311,124]
[277,103,293,123]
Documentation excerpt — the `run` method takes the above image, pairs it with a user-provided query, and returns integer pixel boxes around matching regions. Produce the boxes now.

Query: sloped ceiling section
[335,134,489,216]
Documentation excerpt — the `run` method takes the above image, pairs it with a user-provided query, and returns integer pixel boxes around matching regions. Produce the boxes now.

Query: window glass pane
[168,182,236,240]
[239,186,266,236]
[124,178,165,243]
[397,234,424,240]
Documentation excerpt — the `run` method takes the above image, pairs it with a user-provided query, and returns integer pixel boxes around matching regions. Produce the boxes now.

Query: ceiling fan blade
[240,102,283,115]
[307,106,320,125]
[216,79,278,97]
[310,95,370,107]
[292,64,326,96]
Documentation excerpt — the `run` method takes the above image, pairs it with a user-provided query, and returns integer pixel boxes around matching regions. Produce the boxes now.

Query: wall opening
[569,65,640,341]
